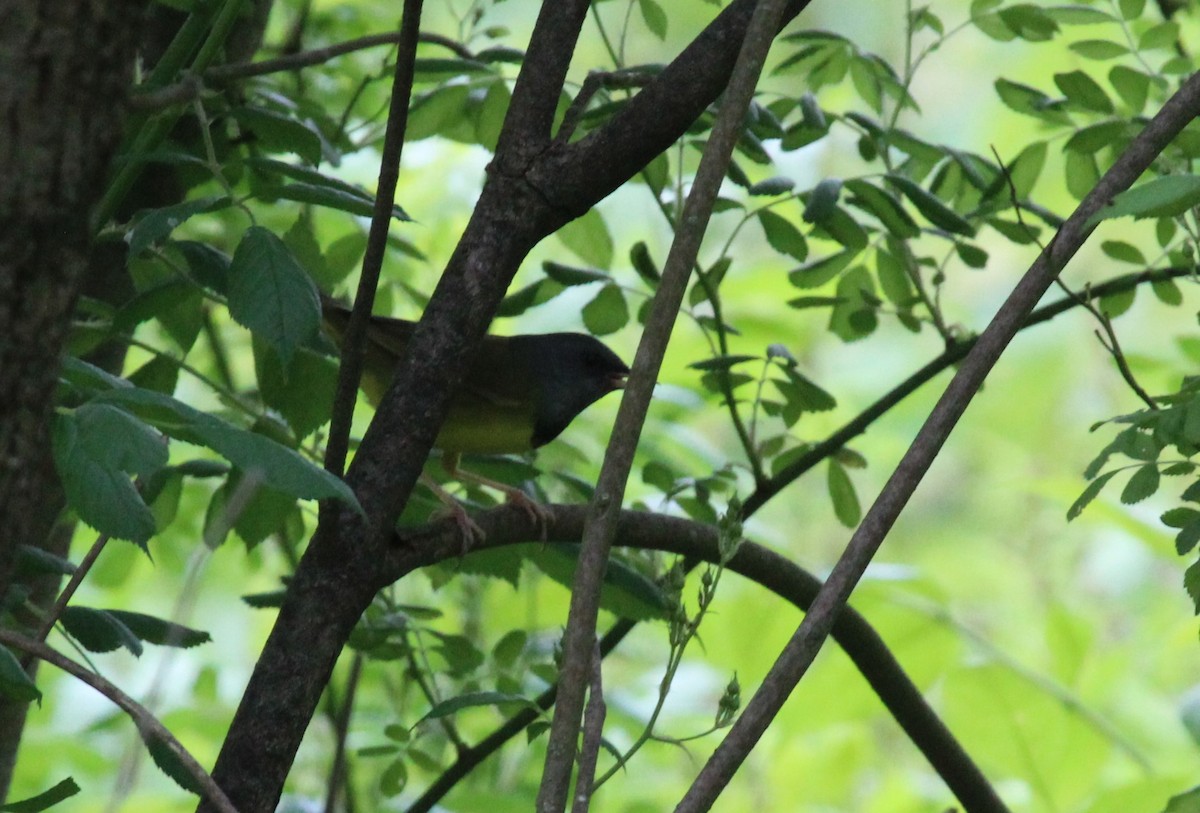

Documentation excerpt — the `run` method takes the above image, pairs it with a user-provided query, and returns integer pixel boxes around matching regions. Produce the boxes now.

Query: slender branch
[322,0,423,482]
[29,533,107,648]
[673,69,1200,813]
[743,263,1197,516]
[0,632,237,813]
[571,640,606,813]
[536,0,792,807]
[322,653,363,813]
[390,506,1009,813]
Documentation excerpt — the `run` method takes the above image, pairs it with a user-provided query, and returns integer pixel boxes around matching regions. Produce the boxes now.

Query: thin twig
[991,145,1158,410]
[571,640,606,813]
[322,652,363,813]
[0,631,238,813]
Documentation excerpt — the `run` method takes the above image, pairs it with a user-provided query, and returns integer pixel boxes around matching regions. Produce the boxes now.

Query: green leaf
[886,175,974,235]
[638,0,668,39]
[1065,150,1100,201]
[581,284,629,336]
[0,646,40,704]
[1153,279,1183,306]
[1100,240,1146,265]
[1,779,80,812]
[844,179,919,238]
[1186,563,1200,616]
[52,407,162,545]
[1139,21,1179,51]
[228,226,321,367]
[106,610,211,649]
[1067,470,1118,520]
[758,209,808,260]
[1054,70,1114,114]
[1109,65,1150,113]
[530,544,668,621]
[827,459,861,527]
[956,242,989,269]
[541,261,610,287]
[1174,520,1200,556]
[380,757,408,797]
[232,106,323,165]
[62,360,360,511]
[748,176,795,196]
[61,607,143,656]
[1088,175,1200,224]
[994,78,1071,124]
[875,250,915,305]
[788,250,857,289]
[998,4,1059,41]
[126,196,230,257]
[557,208,613,268]
[1006,141,1048,199]
[253,338,337,439]
[144,732,204,795]
[246,157,411,222]
[422,691,537,721]
[802,178,843,223]
[1164,783,1200,813]
[629,241,660,285]
[1069,39,1129,60]
[1121,464,1160,504]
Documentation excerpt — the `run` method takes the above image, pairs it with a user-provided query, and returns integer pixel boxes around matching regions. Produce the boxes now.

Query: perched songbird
[321,297,629,534]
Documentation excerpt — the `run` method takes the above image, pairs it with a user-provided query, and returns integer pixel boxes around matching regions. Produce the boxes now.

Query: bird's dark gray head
[515,332,629,448]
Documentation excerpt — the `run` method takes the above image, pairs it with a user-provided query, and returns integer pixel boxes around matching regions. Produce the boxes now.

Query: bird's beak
[608,371,629,391]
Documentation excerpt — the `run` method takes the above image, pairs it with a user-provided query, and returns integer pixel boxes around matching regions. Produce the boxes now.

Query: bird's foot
[500,487,551,541]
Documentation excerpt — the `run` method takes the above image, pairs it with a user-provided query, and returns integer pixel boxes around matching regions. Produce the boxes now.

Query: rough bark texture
[0,0,144,801]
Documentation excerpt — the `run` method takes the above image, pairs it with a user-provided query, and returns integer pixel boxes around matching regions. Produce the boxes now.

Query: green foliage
[19,0,1200,810]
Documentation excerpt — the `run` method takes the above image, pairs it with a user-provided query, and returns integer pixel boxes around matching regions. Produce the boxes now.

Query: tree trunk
[0,0,145,801]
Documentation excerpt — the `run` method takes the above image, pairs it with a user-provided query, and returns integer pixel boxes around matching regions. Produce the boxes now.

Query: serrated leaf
[144,732,204,795]
[52,408,160,546]
[422,691,537,721]
[0,646,40,704]
[1121,464,1160,504]
[232,106,323,165]
[62,359,360,511]
[126,197,229,257]
[1067,469,1118,520]
[1,777,80,812]
[1186,562,1200,615]
[106,610,211,649]
[228,226,321,367]
[253,338,337,439]
[61,607,143,656]
[1175,520,1200,556]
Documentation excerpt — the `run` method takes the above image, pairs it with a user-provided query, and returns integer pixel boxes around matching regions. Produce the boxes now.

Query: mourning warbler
[321,298,629,457]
